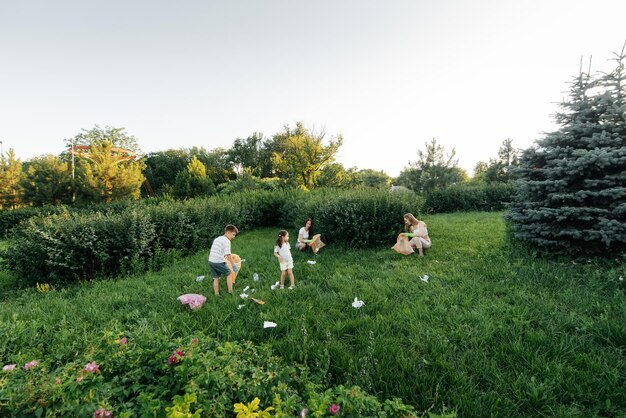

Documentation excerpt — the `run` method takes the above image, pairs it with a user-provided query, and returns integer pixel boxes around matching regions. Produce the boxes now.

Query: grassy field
[1,211,624,416]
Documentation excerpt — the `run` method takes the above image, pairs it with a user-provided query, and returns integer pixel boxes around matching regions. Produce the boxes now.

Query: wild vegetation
[1,211,624,417]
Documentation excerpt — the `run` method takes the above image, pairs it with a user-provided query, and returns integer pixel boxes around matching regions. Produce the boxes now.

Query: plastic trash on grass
[263,321,277,328]
[420,275,429,283]
[351,297,365,309]
[178,294,207,310]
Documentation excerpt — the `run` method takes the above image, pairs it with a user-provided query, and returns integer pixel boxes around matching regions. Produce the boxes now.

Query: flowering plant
[23,360,38,370]
[84,361,100,373]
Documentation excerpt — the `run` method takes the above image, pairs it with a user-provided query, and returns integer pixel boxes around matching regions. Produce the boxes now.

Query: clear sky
[1,0,625,177]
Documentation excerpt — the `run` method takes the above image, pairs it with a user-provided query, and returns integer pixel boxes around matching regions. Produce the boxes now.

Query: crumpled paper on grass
[178,294,207,310]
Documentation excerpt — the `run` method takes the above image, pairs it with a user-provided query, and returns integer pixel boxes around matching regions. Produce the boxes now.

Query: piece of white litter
[195,275,205,282]
[178,294,207,310]
[243,286,250,292]
[270,281,280,290]
[307,260,317,265]
[241,259,246,263]
[251,288,256,293]
[237,304,246,310]
[619,276,624,282]
[263,321,277,328]
[420,275,429,283]
[351,297,365,309]
[240,293,249,299]
[252,273,259,281]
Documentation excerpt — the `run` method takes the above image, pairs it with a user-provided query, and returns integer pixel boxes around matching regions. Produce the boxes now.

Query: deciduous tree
[173,156,216,198]
[271,122,343,190]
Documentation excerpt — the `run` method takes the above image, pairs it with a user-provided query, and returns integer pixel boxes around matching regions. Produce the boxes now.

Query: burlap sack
[392,234,414,255]
[225,253,242,283]
[309,234,326,252]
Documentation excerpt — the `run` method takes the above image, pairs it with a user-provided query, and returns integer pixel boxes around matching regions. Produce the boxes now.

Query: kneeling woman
[296,217,325,254]
[394,213,431,256]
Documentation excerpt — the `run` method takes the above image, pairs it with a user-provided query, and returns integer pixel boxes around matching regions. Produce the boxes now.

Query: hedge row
[0,183,514,236]
[3,189,424,284]
[423,183,514,213]
[3,184,513,284]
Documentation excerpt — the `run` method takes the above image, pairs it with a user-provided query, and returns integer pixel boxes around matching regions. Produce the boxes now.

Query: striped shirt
[209,235,231,263]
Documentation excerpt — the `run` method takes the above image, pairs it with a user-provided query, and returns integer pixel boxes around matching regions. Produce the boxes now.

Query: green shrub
[0,206,68,237]
[3,210,156,285]
[0,331,438,417]
[217,175,282,195]
[1,189,422,283]
[147,197,242,256]
[423,183,514,213]
[310,189,424,248]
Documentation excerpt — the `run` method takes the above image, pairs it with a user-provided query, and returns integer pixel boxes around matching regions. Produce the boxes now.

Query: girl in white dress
[274,230,295,289]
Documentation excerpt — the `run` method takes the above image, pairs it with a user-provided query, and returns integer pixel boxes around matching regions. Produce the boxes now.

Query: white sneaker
[288,286,294,290]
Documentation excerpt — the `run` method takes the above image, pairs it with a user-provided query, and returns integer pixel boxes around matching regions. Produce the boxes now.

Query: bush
[306,189,424,248]
[4,210,156,285]
[217,175,283,195]
[423,183,514,213]
[0,331,446,417]
[0,206,68,237]
[1,189,423,283]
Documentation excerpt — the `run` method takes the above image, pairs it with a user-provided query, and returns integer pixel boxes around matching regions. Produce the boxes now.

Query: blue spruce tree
[508,46,626,255]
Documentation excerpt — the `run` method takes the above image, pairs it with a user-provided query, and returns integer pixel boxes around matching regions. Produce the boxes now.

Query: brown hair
[303,217,314,236]
[225,224,238,234]
[275,230,288,247]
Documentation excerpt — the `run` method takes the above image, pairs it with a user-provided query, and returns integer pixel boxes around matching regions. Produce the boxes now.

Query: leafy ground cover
[1,211,624,416]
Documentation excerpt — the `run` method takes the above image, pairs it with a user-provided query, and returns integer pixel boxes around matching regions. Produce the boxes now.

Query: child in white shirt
[274,230,295,290]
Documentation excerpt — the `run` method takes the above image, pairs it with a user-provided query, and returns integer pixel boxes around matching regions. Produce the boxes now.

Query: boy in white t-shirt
[208,224,238,295]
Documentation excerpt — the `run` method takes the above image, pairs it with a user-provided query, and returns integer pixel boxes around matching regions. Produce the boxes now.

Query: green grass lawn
[1,211,624,417]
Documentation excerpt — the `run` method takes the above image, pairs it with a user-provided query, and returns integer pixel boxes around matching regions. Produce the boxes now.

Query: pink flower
[2,364,17,371]
[168,349,185,365]
[119,337,127,345]
[84,361,100,373]
[24,360,38,370]
[93,408,113,418]
[299,408,307,418]
[329,404,340,415]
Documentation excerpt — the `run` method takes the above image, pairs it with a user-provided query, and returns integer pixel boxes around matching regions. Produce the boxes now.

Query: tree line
[0,122,517,208]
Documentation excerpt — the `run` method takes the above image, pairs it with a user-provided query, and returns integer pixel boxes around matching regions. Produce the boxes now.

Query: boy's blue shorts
[209,262,231,278]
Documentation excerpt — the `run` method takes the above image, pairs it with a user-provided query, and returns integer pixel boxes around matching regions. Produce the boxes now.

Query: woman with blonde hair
[392,213,431,256]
